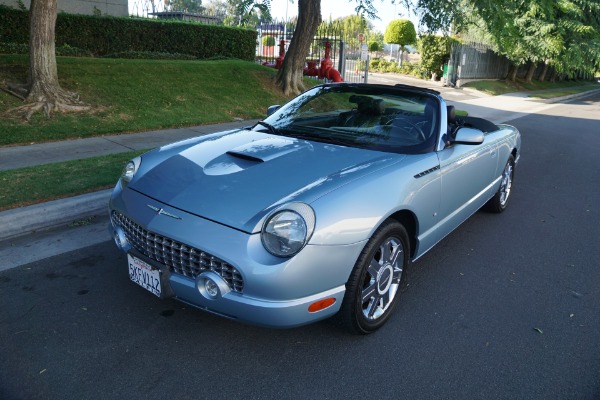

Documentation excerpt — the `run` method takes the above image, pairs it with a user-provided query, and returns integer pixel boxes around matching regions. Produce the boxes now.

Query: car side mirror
[450,127,484,145]
[267,105,281,116]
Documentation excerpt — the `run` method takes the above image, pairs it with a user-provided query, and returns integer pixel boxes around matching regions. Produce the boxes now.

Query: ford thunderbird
[109,83,521,334]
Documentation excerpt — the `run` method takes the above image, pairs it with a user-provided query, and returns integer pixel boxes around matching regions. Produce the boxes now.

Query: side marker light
[308,298,336,313]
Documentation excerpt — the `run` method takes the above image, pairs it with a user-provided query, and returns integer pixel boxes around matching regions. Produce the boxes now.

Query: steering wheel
[387,118,427,141]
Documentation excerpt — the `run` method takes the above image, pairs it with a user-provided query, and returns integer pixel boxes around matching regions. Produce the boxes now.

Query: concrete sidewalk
[0,119,256,172]
[1,86,599,242]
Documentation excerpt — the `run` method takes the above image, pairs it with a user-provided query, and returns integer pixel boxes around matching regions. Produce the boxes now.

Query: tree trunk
[506,64,518,82]
[539,61,549,82]
[275,0,321,96]
[5,0,89,120]
[525,62,536,83]
[27,0,59,98]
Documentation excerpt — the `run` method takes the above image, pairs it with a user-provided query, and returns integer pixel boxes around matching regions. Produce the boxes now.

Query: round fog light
[197,271,231,300]
[112,227,131,252]
[205,279,219,298]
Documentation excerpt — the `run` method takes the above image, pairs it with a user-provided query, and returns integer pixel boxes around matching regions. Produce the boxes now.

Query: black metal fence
[125,4,368,83]
[447,40,554,84]
[129,0,225,24]
[256,19,367,83]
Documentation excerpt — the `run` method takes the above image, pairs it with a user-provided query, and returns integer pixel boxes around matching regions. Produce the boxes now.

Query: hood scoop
[226,151,264,163]
[204,136,306,176]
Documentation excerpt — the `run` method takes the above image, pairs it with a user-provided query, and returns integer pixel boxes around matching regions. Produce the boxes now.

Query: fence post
[338,41,346,81]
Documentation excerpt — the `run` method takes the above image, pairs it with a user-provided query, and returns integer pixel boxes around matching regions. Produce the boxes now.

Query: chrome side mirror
[451,127,484,145]
[267,105,281,116]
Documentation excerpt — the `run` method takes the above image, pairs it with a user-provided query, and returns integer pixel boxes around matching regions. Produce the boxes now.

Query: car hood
[130,129,404,232]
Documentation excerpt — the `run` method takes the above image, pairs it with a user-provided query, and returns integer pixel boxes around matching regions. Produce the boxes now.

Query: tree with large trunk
[6,0,89,120]
[275,0,321,96]
[275,0,385,96]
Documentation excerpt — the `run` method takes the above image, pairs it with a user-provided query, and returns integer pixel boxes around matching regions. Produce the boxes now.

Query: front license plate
[128,254,161,297]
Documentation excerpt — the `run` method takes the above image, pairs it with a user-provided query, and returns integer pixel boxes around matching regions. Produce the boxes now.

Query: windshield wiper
[285,131,354,147]
[253,121,279,135]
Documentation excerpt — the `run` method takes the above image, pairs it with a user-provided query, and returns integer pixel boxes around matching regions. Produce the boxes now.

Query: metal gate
[125,4,370,84]
[256,19,368,84]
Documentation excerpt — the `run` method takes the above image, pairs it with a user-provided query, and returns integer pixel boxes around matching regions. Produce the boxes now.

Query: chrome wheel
[499,161,513,207]
[486,155,515,213]
[340,221,410,334]
[361,237,403,320]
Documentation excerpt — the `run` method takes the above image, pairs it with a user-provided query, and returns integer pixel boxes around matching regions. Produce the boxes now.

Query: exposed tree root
[2,82,27,101]
[4,81,91,121]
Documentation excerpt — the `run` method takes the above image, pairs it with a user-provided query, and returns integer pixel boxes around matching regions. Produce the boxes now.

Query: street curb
[537,88,600,103]
[0,189,111,242]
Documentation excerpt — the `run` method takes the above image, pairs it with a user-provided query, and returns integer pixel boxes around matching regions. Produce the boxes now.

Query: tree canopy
[418,34,456,79]
[411,0,600,78]
[166,0,204,13]
[384,19,416,64]
[384,19,417,47]
[222,0,272,25]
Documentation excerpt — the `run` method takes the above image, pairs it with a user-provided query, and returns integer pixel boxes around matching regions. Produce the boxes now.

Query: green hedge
[0,7,257,60]
[369,58,426,78]
[0,6,28,43]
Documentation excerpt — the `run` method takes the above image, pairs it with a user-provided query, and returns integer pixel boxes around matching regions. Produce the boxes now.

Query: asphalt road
[1,94,599,400]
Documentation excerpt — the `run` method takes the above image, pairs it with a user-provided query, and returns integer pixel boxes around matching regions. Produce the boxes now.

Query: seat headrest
[357,98,385,115]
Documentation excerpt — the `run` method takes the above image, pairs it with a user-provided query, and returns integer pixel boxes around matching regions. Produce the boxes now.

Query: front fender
[309,153,441,247]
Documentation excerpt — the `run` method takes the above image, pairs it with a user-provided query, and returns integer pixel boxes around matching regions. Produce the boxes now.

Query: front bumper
[109,185,366,328]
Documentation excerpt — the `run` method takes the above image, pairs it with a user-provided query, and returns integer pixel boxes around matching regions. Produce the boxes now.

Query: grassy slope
[0,55,290,146]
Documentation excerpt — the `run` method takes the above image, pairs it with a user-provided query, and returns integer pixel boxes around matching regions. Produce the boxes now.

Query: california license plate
[128,254,161,297]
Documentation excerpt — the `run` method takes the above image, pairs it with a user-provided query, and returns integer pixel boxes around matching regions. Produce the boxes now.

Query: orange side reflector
[308,298,336,313]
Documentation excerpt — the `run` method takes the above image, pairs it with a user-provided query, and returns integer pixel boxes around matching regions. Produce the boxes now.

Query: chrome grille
[111,211,244,293]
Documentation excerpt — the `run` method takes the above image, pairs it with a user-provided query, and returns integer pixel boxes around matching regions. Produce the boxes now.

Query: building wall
[0,0,128,17]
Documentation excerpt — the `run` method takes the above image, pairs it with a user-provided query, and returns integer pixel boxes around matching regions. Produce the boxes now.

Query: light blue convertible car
[109,83,521,334]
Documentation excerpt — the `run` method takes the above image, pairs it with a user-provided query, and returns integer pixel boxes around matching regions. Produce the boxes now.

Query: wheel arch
[387,210,418,259]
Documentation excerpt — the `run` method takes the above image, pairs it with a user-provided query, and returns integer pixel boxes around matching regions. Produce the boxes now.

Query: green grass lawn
[0,150,146,211]
[0,55,292,146]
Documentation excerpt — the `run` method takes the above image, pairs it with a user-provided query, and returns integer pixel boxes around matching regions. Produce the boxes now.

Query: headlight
[261,203,316,257]
[121,156,141,187]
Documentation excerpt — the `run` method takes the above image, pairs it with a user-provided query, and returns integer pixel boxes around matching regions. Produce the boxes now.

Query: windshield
[257,85,440,154]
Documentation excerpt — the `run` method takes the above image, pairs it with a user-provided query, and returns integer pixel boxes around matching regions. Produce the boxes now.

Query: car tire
[486,154,515,213]
[339,220,410,334]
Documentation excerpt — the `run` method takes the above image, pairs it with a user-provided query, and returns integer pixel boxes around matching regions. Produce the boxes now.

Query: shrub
[0,42,28,54]
[262,35,275,46]
[418,34,459,78]
[369,58,382,70]
[56,44,93,57]
[369,58,399,73]
[368,41,380,52]
[0,8,257,61]
[103,51,197,60]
